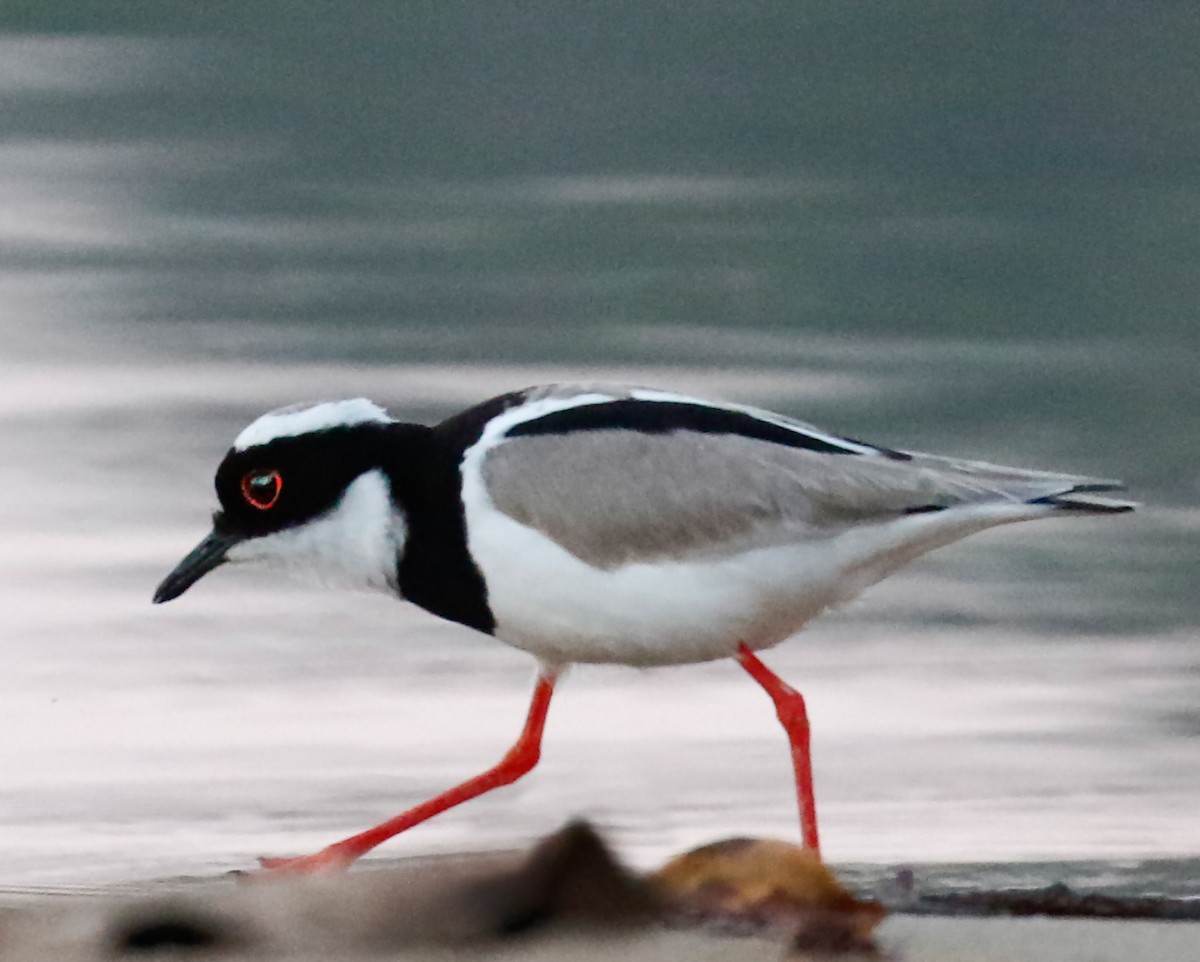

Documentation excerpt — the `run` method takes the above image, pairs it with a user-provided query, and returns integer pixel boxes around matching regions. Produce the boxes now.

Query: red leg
[256,671,558,875]
[736,643,821,857]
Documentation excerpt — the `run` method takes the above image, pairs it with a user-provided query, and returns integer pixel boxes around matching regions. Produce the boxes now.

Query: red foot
[242,672,558,878]
[736,643,821,857]
[254,845,357,876]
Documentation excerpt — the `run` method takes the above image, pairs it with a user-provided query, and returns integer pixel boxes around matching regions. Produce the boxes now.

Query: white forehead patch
[233,398,393,451]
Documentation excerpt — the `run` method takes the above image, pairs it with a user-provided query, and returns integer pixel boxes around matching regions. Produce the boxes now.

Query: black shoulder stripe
[432,389,530,456]
[506,399,903,457]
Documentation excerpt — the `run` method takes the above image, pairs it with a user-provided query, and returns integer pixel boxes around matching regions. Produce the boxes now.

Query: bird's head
[153,398,406,604]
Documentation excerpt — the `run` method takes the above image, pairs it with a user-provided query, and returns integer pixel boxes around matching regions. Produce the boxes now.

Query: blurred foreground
[0,822,1196,962]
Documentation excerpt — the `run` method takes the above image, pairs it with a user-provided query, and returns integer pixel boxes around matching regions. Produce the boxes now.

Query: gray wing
[480,426,1131,570]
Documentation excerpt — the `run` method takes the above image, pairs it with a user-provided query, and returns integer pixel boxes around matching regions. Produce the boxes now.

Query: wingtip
[1039,492,1138,514]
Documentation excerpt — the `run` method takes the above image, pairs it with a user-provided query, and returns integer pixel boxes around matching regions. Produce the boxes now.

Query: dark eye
[241,470,282,510]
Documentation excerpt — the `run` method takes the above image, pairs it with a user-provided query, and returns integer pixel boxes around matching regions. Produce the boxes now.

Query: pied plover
[154,383,1134,873]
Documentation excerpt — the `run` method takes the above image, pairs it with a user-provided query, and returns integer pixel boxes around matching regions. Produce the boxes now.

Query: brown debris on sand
[651,837,886,955]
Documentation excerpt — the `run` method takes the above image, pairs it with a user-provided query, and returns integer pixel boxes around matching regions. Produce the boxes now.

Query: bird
[153,383,1134,874]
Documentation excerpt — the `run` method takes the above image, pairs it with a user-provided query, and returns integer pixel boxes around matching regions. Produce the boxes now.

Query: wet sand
[5,909,1196,962]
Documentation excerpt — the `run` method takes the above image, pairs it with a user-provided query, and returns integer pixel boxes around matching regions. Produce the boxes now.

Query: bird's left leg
[736,643,821,857]
[254,669,558,875]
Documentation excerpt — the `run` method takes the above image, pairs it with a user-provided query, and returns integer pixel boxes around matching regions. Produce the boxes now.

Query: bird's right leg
[255,669,559,875]
[736,643,821,857]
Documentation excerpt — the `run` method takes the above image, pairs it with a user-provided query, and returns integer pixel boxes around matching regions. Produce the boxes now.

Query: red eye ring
[241,469,282,510]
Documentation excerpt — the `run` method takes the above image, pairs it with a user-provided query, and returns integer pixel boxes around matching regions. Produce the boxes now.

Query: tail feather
[1031,489,1137,514]
[900,450,1136,514]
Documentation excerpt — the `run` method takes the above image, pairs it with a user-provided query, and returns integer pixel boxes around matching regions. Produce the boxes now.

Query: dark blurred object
[223,819,658,949]
[441,819,658,936]
[110,905,251,954]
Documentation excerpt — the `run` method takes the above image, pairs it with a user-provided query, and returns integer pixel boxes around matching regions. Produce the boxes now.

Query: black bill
[153,528,245,604]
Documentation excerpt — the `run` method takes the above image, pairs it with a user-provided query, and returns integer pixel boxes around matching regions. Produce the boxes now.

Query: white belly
[461,493,1043,667]
[465,504,843,667]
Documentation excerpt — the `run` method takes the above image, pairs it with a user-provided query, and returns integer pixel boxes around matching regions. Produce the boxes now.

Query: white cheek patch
[227,469,406,595]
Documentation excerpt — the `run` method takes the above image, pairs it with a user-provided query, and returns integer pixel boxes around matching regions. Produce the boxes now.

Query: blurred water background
[0,4,1197,890]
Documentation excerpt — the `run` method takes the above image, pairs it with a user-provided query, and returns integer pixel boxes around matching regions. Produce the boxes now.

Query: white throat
[226,469,405,594]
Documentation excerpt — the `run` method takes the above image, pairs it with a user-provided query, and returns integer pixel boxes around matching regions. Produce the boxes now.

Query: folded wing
[478,392,1133,570]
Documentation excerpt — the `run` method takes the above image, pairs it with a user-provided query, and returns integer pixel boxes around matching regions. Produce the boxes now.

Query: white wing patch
[471,388,622,449]
[234,398,393,451]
